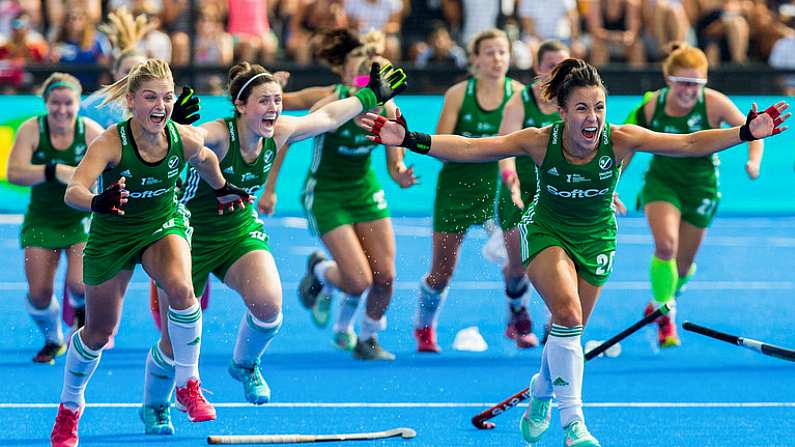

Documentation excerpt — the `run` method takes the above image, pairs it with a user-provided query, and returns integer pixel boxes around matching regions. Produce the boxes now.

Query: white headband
[668,76,707,85]
[235,73,270,101]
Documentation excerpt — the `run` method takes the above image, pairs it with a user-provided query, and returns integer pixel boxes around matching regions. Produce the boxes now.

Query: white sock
[167,303,202,387]
[547,324,585,427]
[313,260,336,285]
[232,311,282,367]
[415,277,448,329]
[333,294,361,332]
[27,294,63,344]
[359,315,386,341]
[60,330,102,410]
[532,343,554,400]
[505,276,529,311]
[66,288,85,309]
[143,343,175,406]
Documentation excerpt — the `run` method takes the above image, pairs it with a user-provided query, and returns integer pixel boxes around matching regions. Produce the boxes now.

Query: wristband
[353,87,378,111]
[402,131,432,154]
[45,163,57,182]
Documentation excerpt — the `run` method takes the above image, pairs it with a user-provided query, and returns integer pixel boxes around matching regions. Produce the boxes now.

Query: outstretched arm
[275,63,407,146]
[614,102,788,160]
[361,108,546,163]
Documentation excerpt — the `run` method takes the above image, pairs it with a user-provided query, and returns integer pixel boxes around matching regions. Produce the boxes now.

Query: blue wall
[1,95,793,216]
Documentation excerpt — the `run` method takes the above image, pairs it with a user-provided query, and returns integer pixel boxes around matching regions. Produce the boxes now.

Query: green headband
[44,80,80,97]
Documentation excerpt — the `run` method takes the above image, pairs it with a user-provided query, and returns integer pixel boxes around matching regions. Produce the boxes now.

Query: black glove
[214,181,251,215]
[354,62,408,109]
[91,180,126,215]
[172,86,200,125]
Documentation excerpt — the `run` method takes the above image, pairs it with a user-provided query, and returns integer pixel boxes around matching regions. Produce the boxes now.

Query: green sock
[650,256,677,303]
[676,263,697,295]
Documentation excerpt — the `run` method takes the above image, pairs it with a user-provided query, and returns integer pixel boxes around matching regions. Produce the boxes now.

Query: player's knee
[343,276,372,296]
[82,325,114,351]
[372,269,395,290]
[551,304,583,328]
[27,287,54,308]
[66,281,85,298]
[247,298,281,323]
[163,280,196,309]
[654,240,676,260]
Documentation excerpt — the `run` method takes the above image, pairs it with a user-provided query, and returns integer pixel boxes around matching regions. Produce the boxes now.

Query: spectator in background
[640,0,691,62]
[586,0,646,66]
[46,0,103,40]
[517,0,585,59]
[0,12,48,91]
[344,0,403,61]
[195,5,234,93]
[50,8,110,89]
[414,20,467,68]
[133,0,172,62]
[286,0,347,65]
[401,0,461,59]
[228,0,279,65]
[686,0,749,64]
[460,0,498,46]
[161,0,198,66]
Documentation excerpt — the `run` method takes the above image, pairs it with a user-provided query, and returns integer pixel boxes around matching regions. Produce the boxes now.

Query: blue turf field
[1,215,795,446]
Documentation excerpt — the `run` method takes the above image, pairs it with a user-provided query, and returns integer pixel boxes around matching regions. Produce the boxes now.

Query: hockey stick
[207,427,417,445]
[682,321,795,362]
[470,301,675,429]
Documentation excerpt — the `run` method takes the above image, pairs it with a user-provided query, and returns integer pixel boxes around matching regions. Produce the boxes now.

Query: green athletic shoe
[298,251,327,309]
[311,293,333,328]
[353,337,396,361]
[228,360,271,405]
[332,328,357,351]
[520,374,552,443]
[563,420,600,447]
[139,403,175,435]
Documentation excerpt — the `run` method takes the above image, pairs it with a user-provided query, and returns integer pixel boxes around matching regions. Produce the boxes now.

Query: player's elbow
[6,165,30,186]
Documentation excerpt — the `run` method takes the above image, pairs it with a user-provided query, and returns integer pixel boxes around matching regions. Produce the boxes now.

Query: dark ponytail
[314,29,363,69]
[542,58,605,108]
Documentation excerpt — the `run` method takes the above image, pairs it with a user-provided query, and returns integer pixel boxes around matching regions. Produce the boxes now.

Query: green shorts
[20,216,89,249]
[83,206,192,286]
[302,173,390,236]
[433,162,498,233]
[520,219,616,287]
[639,171,720,229]
[497,167,537,230]
[190,222,271,294]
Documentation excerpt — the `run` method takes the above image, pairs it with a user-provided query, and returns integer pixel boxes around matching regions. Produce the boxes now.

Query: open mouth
[150,111,166,125]
[582,126,597,139]
[262,115,277,127]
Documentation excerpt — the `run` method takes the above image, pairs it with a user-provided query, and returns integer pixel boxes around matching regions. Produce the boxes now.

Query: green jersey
[516,82,560,178]
[497,84,559,230]
[636,87,716,185]
[310,84,380,186]
[443,77,514,181]
[83,119,189,285]
[519,122,621,285]
[182,117,276,235]
[434,77,514,233]
[91,119,185,230]
[527,122,621,230]
[26,115,89,224]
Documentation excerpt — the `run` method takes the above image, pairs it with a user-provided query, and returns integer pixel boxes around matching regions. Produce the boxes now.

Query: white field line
[1,401,794,409]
